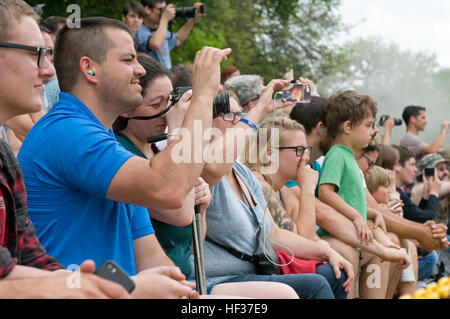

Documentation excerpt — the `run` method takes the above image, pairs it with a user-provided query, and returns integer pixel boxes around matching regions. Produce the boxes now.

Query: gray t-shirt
[190,160,271,287]
[400,132,426,161]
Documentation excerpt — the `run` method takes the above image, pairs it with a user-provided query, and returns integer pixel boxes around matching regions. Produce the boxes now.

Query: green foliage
[27,0,346,84]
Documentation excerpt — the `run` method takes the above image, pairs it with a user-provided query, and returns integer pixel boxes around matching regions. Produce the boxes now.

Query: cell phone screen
[424,167,435,177]
[281,83,311,104]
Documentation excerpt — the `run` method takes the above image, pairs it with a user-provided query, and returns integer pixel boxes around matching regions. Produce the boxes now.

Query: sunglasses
[0,42,49,68]
[275,146,312,158]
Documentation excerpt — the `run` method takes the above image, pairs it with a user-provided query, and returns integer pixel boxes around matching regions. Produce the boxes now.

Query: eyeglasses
[221,112,247,122]
[0,42,49,68]
[436,166,449,172]
[275,146,312,158]
[362,154,375,170]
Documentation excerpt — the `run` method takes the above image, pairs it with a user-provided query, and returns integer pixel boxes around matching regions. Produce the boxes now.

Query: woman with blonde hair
[242,115,353,298]
[244,115,318,239]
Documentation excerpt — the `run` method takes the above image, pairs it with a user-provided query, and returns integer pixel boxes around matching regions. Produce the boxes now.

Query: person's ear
[80,57,97,83]
[343,121,351,134]
[317,122,325,135]
[143,5,152,15]
[263,148,274,166]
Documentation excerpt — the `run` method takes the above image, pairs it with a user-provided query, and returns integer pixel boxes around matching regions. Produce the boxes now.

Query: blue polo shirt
[18,92,154,275]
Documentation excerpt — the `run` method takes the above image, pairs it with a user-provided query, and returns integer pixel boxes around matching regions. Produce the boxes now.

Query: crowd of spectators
[0,0,448,299]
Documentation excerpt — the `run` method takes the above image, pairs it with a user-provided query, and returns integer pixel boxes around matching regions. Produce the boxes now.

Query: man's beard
[99,78,143,116]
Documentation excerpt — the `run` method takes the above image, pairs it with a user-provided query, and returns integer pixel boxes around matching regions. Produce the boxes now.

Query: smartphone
[281,83,311,104]
[95,260,135,293]
[424,167,435,177]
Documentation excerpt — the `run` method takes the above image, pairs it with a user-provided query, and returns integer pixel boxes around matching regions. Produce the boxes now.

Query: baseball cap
[416,153,448,177]
[224,75,263,107]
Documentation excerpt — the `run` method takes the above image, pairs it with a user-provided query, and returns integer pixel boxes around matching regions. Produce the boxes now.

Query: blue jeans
[316,263,348,299]
[418,251,438,281]
[210,264,347,299]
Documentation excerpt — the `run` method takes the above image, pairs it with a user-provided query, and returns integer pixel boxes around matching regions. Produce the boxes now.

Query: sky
[336,0,450,68]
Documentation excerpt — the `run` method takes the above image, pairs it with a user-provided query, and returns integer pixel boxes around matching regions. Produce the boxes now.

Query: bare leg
[210,282,299,299]
[385,232,402,299]
[359,251,390,299]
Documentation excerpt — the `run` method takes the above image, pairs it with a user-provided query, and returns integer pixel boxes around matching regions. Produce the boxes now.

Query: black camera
[175,4,205,18]
[212,92,230,118]
[171,86,230,119]
[171,86,192,104]
[379,115,403,127]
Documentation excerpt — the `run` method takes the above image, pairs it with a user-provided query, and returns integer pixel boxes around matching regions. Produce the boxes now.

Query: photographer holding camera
[379,115,402,145]
[136,0,205,69]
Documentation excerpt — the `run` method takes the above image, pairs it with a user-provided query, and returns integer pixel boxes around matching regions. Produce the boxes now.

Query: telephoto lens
[379,115,403,126]
[175,6,196,18]
[175,4,205,18]
[213,92,230,118]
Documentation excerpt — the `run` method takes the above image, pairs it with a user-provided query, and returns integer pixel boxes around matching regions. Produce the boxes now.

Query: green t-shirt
[115,132,194,277]
[316,145,366,237]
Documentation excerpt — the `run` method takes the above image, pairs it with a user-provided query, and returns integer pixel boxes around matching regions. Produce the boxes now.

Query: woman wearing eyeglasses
[241,116,354,297]
[243,116,318,240]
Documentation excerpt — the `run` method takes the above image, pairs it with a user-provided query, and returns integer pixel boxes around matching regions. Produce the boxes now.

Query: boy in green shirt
[318,91,411,298]
[318,91,377,242]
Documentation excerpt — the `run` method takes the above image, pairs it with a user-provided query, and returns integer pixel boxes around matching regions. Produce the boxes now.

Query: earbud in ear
[319,128,324,133]
[270,154,275,158]
[87,70,95,76]
[346,126,350,131]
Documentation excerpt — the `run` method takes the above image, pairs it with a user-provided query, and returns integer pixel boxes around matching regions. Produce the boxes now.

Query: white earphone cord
[260,91,295,267]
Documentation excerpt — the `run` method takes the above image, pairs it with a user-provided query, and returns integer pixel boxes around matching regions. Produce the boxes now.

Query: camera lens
[175,6,197,18]
[213,92,230,119]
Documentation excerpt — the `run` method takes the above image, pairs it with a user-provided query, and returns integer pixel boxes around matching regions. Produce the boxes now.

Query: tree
[318,37,449,145]
[28,0,346,84]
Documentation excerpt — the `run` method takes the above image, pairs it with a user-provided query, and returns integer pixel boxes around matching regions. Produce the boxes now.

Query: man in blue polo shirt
[18,15,230,290]
[19,91,152,275]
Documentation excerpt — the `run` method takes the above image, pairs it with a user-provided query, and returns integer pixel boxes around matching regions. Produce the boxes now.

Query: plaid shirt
[0,141,62,278]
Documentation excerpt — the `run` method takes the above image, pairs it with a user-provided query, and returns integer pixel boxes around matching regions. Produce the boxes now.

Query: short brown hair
[325,90,377,138]
[375,144,399,170]
[0,0,38,41]
[391,145,415,166]
[123,1,146,18]
[54,17,132,93]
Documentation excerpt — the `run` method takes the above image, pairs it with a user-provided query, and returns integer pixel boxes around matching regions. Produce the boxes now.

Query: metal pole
[192,204,207,295]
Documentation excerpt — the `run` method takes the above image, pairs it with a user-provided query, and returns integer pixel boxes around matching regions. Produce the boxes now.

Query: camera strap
[127,103,174,121]
[205,169,265,264]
